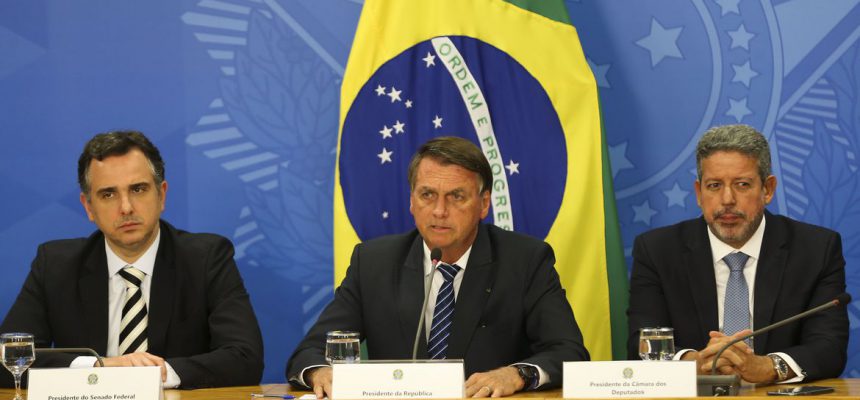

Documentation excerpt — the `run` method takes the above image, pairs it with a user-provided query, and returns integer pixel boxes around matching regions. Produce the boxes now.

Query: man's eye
[101,192,115,199]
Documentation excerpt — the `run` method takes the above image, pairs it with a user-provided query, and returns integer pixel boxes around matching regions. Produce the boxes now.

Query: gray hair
[695,124,771,183]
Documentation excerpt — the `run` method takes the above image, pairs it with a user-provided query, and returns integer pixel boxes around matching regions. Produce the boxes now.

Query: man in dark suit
[0,131,264,389]
[628,124,848,383]
[287,136,589,398]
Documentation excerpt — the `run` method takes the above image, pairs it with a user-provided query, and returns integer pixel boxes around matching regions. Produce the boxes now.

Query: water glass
[1,333,35,400]
[325,331,360,364]
[638,327,675,361]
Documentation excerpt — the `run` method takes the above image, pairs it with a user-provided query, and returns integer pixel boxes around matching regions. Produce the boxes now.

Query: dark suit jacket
[287,224,589,389]
[627,211,848,380]
[0,220,264,389]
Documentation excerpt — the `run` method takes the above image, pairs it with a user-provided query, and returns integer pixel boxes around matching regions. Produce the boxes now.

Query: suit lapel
[397,234,427,357]
[147,221,176,354]
[683,218,720,339]
[79,238,109,355]
[752,212,786,353]
[447,225,493,359]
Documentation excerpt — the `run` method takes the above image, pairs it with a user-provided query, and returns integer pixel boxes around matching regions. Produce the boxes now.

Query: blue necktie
[428,263,461,359]
[723,252,751,344]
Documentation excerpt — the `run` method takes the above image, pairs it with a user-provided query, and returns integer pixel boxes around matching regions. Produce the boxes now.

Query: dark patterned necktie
[118,266,148,355]
[428,263,461,359]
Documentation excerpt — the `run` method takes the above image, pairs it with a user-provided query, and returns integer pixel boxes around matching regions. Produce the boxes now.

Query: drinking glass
[325,331,360,364]
[638,327,675,361]
[1,333,35,400]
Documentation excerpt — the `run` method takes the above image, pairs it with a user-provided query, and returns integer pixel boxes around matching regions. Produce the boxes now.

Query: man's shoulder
[636,217,703,243]
[483,224,546,249]
[162,220,233,252]
[357,229,420,252]
[766,213,840,242]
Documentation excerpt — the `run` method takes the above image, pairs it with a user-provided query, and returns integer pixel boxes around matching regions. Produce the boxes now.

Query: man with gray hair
[627,124,848,383]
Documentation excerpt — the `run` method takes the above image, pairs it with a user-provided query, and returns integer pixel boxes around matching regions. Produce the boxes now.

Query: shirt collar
[707,214,766,263]
[105,228,161,277]
[422,241,472,276]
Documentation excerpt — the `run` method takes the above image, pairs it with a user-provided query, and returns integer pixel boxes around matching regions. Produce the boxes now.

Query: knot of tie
[723,252,749,272]
[437,263,461,282]
[118,266,145,289]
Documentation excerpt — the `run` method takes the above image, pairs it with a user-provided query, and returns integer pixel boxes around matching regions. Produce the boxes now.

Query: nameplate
[563,361,696,398]
[28,367,161,400]
[331,360,464,399]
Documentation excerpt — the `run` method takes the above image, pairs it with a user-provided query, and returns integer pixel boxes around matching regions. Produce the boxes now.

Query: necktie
[428,263,461,359]
[118,266,148,355]
[722,252,751,344]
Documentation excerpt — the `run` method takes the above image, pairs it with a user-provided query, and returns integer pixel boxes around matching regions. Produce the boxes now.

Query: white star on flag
[393,120,405,134]
[375,85,386,96]
[387,87,402,103]
[379,125,393,139]
[432,115,443,129]
[405,99,413,108]
[423,52,436,67]
[377,147,393,164]
[505,159,520,175]
[382,211,389,219]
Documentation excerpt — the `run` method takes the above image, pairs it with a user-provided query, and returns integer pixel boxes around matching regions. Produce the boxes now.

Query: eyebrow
[94,181,152,195]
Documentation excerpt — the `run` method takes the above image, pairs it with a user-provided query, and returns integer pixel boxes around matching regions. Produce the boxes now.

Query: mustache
[713,209,746,219]
[115,217,143,227]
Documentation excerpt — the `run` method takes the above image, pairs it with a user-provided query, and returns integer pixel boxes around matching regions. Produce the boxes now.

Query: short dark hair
[696,124,771,183]
[78,130,165,196]
[407,136,492,193]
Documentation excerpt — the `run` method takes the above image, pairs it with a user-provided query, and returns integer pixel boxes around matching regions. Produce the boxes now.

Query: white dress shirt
[675,218,803,382]
[70,229,182,388]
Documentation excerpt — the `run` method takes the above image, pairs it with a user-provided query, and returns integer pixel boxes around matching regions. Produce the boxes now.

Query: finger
[471,386,491,398]
[323,381,333,400]
[314,384,325,400]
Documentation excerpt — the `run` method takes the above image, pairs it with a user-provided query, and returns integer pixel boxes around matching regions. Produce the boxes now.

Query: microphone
[35,347,105,367]
[412,247,442,360]
[699,293,851,396]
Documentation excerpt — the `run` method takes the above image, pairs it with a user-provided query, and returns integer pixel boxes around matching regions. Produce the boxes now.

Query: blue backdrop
[1,0,857,383]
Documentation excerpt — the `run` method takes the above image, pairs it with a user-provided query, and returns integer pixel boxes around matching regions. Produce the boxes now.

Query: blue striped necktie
[428,263,461,359]
[723,252,751,345]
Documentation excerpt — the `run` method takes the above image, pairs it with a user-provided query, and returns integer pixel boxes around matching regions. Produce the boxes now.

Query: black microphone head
[835,292,852,306]
[430,248,442,264]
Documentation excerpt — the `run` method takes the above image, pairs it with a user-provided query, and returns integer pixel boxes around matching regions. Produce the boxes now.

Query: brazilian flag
[334,0,628,360]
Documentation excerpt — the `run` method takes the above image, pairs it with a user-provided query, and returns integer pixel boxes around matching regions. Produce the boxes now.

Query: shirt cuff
[673,349,694,361]
[70,356,98,368]
[770,352,804,383]
[295,364,330,388]
[162,361,181,389]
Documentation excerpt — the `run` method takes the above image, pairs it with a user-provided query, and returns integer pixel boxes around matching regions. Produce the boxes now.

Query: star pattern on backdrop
[731,61,758,88]
[632,200,658,226]
[587,58,612,88]
[663,182,690,208]
[728,24,755,50]
[609,142,635,178]
[715,0,741,16]
[726,97,752,122]
[636,18,685,67]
